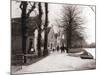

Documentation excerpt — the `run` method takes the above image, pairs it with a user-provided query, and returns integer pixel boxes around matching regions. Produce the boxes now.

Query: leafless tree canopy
[62,5,85,50]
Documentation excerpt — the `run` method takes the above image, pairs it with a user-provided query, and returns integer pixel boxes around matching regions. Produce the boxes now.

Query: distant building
[48,26,57,50]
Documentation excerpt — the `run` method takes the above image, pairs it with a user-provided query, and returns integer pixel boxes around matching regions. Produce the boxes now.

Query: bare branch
[19,1,28,11]
[28,1,33,7]
[19,2,23,10]
[26,2,36,17]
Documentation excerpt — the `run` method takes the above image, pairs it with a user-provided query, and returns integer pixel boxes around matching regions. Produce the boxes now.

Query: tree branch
[26,2,36,18]
[20,2,23,10]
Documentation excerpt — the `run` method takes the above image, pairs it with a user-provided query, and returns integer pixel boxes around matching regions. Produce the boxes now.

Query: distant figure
[57,45,59,52]
[51,43,52,49]
[64,47,68,53]
[61,44,65,53]
[53,48,55,52]
[28,39,33,54]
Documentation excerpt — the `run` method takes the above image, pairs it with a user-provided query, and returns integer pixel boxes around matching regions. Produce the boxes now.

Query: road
[14,51,96,74]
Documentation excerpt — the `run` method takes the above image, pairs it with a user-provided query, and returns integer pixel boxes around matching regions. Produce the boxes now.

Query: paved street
[14,51,96,74]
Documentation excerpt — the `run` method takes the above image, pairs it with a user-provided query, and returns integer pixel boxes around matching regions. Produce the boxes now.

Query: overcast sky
[11,1,95,44]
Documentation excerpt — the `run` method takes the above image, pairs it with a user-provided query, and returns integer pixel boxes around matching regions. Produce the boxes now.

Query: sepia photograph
[11,0,96,74]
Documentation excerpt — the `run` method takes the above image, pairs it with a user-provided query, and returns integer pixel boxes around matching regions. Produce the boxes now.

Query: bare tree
[37,2,43,57]
[62,5,84,53]
[43,3,49,56]
[20,1,36,63]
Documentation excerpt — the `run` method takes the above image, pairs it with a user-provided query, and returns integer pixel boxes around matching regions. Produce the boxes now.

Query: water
[85,48,96,59]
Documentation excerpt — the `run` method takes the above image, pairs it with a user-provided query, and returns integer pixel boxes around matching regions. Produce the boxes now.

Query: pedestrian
[53,48,55,52]
[61,44,65,53]
[64,47,68,53]
[57,45,59,52]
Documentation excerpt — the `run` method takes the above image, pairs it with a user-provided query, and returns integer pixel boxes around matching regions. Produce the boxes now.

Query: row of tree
[19,1,49,63]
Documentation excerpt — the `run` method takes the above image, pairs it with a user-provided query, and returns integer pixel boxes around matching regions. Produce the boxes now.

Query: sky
[11,1,95,44]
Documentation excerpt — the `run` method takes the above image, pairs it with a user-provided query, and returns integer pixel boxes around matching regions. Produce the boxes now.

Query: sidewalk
[14,51,96,74]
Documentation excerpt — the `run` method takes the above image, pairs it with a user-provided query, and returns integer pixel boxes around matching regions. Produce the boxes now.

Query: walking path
[14,51,96,74]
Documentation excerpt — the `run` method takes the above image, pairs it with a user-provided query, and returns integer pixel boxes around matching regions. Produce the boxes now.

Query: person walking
[57,45,59,52]
[61,44,65,53]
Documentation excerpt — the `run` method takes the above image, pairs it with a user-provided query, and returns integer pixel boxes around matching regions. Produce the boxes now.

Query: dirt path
[14,52,96,74]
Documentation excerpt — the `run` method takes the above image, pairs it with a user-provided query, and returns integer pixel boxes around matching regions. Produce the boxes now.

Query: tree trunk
[37,28,42,57]
[21,1,28,63]
[66,33,71,53]
[37,3,43,57]
[66,20,72,53]
[43,29,48,56]
[43,3,49,56]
